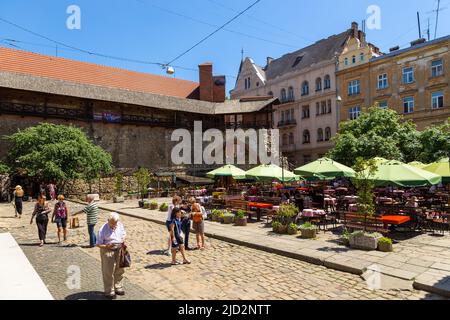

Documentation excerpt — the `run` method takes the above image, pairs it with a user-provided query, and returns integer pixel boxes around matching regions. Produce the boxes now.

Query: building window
[378,101,388,109]
[360,53,365,62]
[288,87,295,101]
[315,78,322,91]
[281,88,287,102]
[349,106,361,120]
[302,105,310,119]
[282,134,288,146]
[244,77,251,90]
[289,132,294,145]
[352,55,356,64]
[317,128,324,142]
[432,91,444,109]
[290,109,295,121]
[344,58,349,66]
[324,75,331,89]
[316,102,320,115]
[403,96,414,114]
[301,81,309,96]
[327,100,332,113]
[403,67,414,84]
[431,59,444,77]
[377,73,388,89]
[321,101,326,114]
[303,130,310,144]
[325,127,331,141]
[268,91,273,97]
[348,80,360,96]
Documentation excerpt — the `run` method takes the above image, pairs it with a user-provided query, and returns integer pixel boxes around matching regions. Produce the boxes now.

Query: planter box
[222,215,235,224]
[349,234,382,251]
[138,200,144,208]
[378,242,393,252]
[287,227,298,235]
[235,217,247,226]
[113,196,125,203]
[300,228,316,239]
[278,225,288,234]
[212,215,219,222]
[149,204,158,210]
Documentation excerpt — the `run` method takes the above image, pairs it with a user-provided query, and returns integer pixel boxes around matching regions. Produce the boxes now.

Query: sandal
[171,261,181,265]
[183,260,191,265]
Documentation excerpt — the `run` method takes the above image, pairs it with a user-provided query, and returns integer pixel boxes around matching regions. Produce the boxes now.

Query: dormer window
[292,55,304,68]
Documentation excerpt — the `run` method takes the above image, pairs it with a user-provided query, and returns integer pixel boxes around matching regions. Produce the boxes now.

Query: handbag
[119,243,131,268]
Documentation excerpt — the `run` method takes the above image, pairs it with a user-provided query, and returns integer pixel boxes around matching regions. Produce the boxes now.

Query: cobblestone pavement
[0,202,445,300]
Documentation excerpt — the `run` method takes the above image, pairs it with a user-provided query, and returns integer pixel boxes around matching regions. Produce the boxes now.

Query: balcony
[277,119,297,128]
[281,144,297,153]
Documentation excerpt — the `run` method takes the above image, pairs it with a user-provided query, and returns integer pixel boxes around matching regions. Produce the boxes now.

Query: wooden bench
[341,212,389,234]
[225,200,256,221]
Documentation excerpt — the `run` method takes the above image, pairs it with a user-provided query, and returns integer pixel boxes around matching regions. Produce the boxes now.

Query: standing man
[181,200,193,250]
[73,195,99,248]
[97,212,126,299]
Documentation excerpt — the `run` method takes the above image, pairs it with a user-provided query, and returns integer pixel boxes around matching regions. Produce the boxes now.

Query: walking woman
[13,185,24,218]
[170,207,191,265]
[51,195,69,244]
[191,198,205,250]
[30,195,51,247]
[165,195,181,256]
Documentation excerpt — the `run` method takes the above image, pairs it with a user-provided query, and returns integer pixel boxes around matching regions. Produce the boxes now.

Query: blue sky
[0,0,449,92]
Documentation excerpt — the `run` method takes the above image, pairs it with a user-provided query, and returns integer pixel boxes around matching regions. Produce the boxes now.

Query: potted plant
[287,223,298,235]
[159,203,169,212]
[348,158,381,251]
[211,209,221,222]
[222,212,235,224]
[299,222,317,239]
[234,209,247,226]
[134,168,150,207]
[378,237,393,252]
[217,211,225,223]
[150,201,158,210]
[113,172,125,203]
[276,203,299,226]
[272,221,282,233]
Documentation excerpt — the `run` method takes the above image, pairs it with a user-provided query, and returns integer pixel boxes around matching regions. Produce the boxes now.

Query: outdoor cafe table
[248,202,274,221]
[344,196,358,203]
[380,215,411,226]
[300,209,326,217]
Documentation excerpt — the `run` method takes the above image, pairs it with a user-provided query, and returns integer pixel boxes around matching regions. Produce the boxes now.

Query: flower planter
[212,215,219,222]
[277,225,288,234]
[138,200,144,208]
[222,215,235,224]
[235,217,247,226]
[378,242,393,252]
[300,228,316,239]
[349,233,382,251]
[113,196,125,203]
[287,227,298,235]
[149,203,158,210]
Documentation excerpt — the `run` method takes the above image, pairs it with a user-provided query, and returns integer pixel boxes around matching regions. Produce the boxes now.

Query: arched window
[303,130,310,144]
[282,134,288,146]
[288,86,295,101]
[301,81,309,96]
[324,75,331,89]
[325,127,331,141]
[317,128,324,142]
[281,89,287,102]
[289,132,294,145]
[352,55,356,64]
[315,78,322,91]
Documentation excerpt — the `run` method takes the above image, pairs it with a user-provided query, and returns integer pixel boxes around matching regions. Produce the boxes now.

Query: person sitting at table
[406,196,419,208]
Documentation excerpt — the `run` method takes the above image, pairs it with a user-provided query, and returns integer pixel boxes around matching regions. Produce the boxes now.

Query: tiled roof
[0,46,199,99]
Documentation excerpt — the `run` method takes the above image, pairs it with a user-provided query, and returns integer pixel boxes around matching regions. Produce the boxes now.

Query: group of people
[165,196,207,265]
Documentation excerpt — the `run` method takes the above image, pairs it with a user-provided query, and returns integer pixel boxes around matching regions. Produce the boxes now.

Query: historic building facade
[230,22,376,165]
[0,47,276,172]
[336,35,450,130]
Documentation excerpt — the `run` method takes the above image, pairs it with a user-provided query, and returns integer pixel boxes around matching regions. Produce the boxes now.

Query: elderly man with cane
[96,212,127,299]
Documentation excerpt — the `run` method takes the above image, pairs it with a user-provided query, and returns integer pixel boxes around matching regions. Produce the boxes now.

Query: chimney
[410,38,426,47]
[266,57,274,66]
[198,62,225,102]
[389,46,400,52]
[199,62,214,102]
[351,22,359,39]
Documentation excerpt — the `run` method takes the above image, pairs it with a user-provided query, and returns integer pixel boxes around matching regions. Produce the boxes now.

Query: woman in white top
[165,195,181,256]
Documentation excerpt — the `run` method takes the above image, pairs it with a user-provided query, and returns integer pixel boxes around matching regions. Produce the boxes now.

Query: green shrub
[378,237,393,245]
[299,222,316,230]
[235,209,246,219]
[272,221,282,230]
[159,203,169,211]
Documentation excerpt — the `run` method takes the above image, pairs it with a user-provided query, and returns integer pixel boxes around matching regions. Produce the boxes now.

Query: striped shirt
[83,202,99,225]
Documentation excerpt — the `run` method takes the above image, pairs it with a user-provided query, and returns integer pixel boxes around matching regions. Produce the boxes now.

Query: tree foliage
[4,123,113,185]
[328,107,450,166]
[134,168,150,200]
[0,162,9,174]
[351,158,377,227]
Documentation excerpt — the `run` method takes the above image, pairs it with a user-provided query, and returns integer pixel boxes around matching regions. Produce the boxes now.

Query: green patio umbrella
[422,158,450,184]
[294,157,355,181]
[408,161,427,169]
[245,164,301,182]
[364,160,442,187]
[207,164,247,180]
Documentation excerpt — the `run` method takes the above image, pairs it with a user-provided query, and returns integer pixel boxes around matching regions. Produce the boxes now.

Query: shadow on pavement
[65,291,109,300]
[144,262,172,270]
[147,249,166,256]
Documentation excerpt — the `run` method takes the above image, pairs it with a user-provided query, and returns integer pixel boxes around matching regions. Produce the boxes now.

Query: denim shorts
[55,217,67,229]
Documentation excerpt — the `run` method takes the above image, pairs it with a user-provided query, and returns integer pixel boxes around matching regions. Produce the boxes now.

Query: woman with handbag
[191,199,205,250]
[170,207,191,266]
[51,195,69,244]
[96,212,127,299]
[13,185,24,218]
[30,195,51,247]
